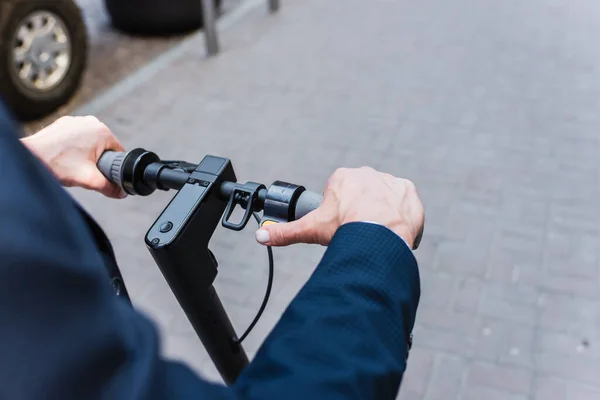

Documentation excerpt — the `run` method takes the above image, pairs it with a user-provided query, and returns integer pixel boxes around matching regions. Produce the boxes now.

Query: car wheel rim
[10,10,72,93]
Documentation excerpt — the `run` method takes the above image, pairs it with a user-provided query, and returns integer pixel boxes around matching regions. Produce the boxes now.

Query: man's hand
[255,167,424,248]
[21,116,126,199]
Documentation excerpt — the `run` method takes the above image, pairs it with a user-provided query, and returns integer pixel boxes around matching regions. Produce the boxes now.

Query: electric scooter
[96,148,423,384]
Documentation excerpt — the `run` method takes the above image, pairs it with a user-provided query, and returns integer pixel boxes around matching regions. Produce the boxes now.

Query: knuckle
[331,167,348,180]
[83,116,107,132]
[83,115,100,124]
[56,115,73,124]
[408,181,418,193]
[100,126,113,138]
[97,122,113,137]
[400,178,416,190]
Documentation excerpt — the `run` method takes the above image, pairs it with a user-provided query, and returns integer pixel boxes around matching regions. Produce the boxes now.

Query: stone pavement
[68,0,600,398]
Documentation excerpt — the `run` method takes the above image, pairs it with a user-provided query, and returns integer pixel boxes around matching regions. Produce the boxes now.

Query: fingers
[103,130,125,153]
[79,166,127,199]
[255,211,322,247]
[101,182,128,199]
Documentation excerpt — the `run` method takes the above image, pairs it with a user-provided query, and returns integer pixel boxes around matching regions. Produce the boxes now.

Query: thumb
[255,212,320,247]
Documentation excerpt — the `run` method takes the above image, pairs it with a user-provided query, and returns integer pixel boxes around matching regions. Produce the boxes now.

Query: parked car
[0,0,88,121]
[104,0,221,35]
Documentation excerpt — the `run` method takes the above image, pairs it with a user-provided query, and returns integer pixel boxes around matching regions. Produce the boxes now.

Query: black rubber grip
[294,190,322,220]
[97,151,126,186]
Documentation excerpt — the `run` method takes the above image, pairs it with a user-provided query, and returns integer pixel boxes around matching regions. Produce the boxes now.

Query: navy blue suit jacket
[0,106,420,399]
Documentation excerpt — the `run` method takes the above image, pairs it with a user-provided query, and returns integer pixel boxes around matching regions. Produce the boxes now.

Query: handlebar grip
[294,190,323,220]
[97,151,126,187]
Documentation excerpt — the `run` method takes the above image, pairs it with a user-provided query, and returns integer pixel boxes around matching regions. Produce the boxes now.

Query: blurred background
[7,0,600,399]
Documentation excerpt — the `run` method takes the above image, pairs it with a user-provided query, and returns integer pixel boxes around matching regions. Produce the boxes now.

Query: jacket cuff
[322,221,421,345]
[359,221,414,251]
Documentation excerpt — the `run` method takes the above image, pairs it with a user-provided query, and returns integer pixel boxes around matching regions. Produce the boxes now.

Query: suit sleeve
[0,110,233,400]
[234,222,420,399]
[0,105,419,400]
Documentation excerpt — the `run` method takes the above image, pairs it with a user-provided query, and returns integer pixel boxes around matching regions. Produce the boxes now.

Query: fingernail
[255,229,270,244]
[119,191,128,199]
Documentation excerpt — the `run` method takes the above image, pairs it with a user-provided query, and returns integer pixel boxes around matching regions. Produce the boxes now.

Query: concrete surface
[67,0,600,398]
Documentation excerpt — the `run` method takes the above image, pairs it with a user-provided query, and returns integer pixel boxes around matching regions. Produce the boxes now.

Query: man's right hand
[255,167,425,249]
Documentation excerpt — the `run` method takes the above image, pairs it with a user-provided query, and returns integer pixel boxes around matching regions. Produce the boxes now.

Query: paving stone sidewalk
[69,0,600,398]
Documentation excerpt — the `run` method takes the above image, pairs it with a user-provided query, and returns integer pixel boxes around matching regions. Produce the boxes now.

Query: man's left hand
[21,116,126,199]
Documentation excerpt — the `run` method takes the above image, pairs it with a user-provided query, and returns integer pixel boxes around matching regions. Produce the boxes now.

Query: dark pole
[201,0,219,56]
[268,0,280,13]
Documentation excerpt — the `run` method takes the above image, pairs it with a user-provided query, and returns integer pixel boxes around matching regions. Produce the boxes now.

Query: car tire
[104,0,222,36]
[0,0,88,121]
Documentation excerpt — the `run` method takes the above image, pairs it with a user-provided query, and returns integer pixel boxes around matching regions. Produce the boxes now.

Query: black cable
[235,212,274,344]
